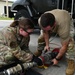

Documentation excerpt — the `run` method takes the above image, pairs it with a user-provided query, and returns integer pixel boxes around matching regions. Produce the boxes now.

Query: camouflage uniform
[0,26,33,67]
[66,19,75,60]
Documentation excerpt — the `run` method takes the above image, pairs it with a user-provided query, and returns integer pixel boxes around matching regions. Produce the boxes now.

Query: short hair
[40,13,55,27]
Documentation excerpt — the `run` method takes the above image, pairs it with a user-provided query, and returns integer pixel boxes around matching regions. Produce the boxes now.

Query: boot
[66,59,75,75]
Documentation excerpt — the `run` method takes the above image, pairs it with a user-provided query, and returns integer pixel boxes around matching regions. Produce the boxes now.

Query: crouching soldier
[34,9,75,75]
[0,18,34,72]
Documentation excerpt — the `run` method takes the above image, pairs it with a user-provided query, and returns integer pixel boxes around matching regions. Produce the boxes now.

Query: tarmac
[0,20,75,75]
[30,31,67,75]
[29,30,75,75]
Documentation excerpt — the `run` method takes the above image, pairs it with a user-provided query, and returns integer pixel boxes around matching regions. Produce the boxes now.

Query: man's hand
[52,58,58,65]
[44,46,50,51]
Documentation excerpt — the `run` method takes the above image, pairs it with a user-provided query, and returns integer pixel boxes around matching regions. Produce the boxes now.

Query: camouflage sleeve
[0,28,33,67]
[12,46,33,62]
[0,43,33,67]
[0,32,15,66]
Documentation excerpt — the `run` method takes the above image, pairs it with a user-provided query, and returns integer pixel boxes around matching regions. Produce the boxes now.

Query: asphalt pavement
[0,20,75,75]
[30,32,67,75]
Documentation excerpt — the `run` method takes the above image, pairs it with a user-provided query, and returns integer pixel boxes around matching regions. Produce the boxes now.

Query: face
[19,28,34,37]
[43,22,56,32]
[43,25,52,31]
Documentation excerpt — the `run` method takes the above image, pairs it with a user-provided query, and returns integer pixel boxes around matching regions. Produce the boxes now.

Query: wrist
[55,57,60,61]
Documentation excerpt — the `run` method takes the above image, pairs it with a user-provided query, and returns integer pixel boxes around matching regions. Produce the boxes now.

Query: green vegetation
[0,16,14,20]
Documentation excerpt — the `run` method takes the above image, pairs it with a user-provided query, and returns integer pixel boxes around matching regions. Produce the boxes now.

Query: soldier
[34,9,75,75]
[0,18,34,67]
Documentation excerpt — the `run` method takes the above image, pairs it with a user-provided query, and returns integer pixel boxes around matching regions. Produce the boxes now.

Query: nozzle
[0,62,37,75]
[23,62,37,69]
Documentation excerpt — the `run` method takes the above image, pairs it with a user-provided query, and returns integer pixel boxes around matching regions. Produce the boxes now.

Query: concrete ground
[0,20,75,75]
[30,31,67,75]
[30,30,75,75]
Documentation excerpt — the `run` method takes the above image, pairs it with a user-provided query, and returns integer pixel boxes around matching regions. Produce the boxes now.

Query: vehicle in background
[11,0,75,29]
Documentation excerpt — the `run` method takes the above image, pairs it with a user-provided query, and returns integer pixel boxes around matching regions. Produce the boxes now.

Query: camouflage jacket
[0,26,32,67]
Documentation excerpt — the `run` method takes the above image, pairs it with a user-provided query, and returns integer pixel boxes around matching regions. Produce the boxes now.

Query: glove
[32,55,43,66]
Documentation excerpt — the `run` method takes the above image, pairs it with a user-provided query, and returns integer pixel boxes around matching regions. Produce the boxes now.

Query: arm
[0,37,15,66]
[43,31,50,50]
[0,28,32,64]
[52,41,69,65]
[56,41,69,59]
[0,43,32,64]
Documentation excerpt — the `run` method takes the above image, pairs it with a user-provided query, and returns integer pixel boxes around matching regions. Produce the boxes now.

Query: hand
[24,53,33,62]
[44,46,50,51]
[52,58,58,65]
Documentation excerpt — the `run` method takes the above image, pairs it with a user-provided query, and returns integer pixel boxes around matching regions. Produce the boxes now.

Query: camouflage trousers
[66,37,75,60]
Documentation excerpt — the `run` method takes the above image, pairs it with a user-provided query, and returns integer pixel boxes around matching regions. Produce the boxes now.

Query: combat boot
[66,59,75,75]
